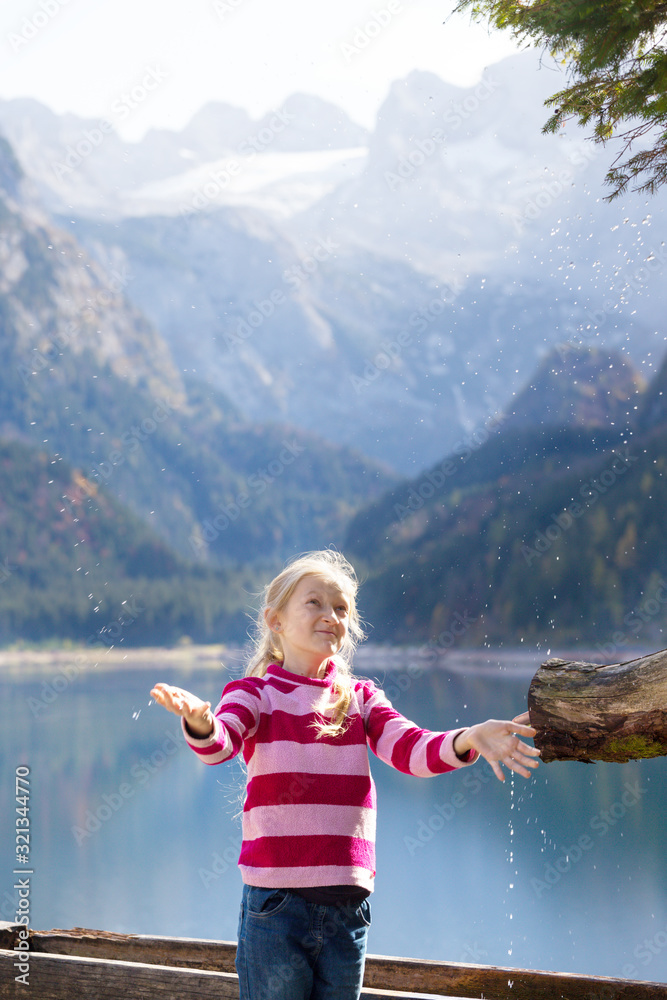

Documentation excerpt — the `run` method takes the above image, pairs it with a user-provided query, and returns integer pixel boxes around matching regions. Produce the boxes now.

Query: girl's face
[266,573,351,677]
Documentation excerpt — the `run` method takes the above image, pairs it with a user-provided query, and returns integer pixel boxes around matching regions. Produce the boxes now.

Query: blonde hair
[246,550,365,738]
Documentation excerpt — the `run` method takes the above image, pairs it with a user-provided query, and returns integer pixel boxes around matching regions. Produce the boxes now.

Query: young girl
[151,549,539,1000]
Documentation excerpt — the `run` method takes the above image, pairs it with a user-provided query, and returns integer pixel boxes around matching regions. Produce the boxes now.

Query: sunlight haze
[0,0,524,138]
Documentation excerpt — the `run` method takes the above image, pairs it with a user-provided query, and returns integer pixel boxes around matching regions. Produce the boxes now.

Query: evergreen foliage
[0,143,397,648]
[348,362,667,647]
[0,438,259,646]
[0,239,396,573]
[454,0,667,197]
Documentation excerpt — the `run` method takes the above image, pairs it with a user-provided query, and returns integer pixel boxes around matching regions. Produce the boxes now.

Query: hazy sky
[0,0,525,139]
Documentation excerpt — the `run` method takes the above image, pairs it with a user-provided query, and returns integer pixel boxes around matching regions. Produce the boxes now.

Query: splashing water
[507,772,516,959]
[132,700,155,720]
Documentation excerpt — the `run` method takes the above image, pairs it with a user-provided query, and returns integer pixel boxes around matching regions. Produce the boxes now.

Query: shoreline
[0,643,234,676]
[0,642,654,677]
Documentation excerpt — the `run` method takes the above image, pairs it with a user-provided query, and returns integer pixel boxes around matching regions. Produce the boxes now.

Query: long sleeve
[181,677,262,765]
[181,663,477,893]
[359,678,479,776]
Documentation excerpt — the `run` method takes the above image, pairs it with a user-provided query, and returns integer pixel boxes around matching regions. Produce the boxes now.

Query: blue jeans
[235,885,371,1000]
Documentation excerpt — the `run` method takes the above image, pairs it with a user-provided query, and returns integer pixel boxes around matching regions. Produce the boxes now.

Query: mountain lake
[2,646,666,983]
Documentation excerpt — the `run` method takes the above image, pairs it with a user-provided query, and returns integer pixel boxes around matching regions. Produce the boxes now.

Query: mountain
[501,346,645,432]
[352,425,667,648]
[0,133,397,582]
[291,54,667,345]
[297,55,665,297]
[2,52,666,477]
[0,93,369,219]
[635,350,667,433]
[0,136,183,404]
[59,209,492,473]
[3,58,667,646]
[345,347,667,647]
[0,437,254,645]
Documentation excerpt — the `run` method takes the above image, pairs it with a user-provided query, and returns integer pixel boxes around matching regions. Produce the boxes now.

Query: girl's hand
[453,714,540,782]
[150,682,214,738]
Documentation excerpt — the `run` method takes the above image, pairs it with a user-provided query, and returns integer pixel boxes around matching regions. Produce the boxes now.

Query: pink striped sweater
[183,660,478,892]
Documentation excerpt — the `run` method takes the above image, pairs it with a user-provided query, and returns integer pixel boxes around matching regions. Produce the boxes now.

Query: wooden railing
[1,924,665,999]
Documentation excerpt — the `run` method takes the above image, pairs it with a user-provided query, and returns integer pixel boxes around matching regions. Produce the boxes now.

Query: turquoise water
[2,649,666,983]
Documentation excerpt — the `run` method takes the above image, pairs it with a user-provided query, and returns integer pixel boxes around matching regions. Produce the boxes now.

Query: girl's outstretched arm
[150,682,215,738]
[453,712,540,782]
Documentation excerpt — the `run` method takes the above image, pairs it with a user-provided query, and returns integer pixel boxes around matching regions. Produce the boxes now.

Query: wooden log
[363,953,666,999]
[8,927,667,1000]
[0,950,467,1000]
[0,950,240,1000]
[29,926,238,973]
[527,648,667,762]
[0,930,19,953]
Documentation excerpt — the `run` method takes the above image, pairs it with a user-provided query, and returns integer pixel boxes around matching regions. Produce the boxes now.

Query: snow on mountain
[1,51,666,476]
[121,147,368,219]
[0,92,369,219]
[288,57,562,274]
[287,53,667,376]
[290,54,659,286]
[119,94,370,218]
[0,132,184,407]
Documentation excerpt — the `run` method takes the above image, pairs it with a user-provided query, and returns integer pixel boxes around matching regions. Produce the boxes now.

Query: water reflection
[1,648,666,982]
